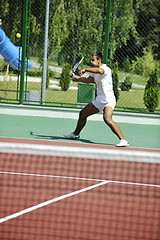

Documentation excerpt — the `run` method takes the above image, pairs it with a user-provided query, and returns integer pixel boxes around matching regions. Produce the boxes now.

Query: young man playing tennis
[64,53,129,147]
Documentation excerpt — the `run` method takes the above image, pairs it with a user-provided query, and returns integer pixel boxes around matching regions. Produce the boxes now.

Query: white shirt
[89,64,115,102]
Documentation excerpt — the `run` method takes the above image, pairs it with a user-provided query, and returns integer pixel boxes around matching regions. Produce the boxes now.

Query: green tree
[121,76,132,91]
[2,0,159,73]
[112,61,119,102]
[60,62,71,91]
[142,46,156,77]
[123,56,131,72]
[131,56,144,75]
[143,69,159,112]
[136,0,160,60]
[50,0,104,65]
[113,0,160,67]
[131,45,157,77]
[113,0,139,50]
[0,0,22,43]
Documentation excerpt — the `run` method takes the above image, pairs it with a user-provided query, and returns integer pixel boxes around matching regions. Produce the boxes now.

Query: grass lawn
[1,79,160,112]
[117,89,146,109]
[119,71,148,86]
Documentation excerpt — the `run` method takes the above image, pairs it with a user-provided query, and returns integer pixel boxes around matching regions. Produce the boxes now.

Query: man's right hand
[70,72,78,80]
[80,69,86,76]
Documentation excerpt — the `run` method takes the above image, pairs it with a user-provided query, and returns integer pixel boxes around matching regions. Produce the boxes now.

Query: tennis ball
[16,33,21,39]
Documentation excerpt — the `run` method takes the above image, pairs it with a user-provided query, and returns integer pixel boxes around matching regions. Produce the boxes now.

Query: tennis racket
[52,57,84,81]
[72,57,84,74]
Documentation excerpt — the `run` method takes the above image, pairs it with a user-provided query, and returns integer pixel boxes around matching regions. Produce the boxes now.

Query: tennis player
[64,53,129,147]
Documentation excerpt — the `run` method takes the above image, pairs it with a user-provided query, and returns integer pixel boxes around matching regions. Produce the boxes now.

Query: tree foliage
[121,76,132,91]
[60,62,71,91]
[0,0,159,68]
[112,61,119,102]
[49,0,104,65]
[113,0,160,67]
[131,45,157,77]
[143,69,159,112]
[113,0,138,50]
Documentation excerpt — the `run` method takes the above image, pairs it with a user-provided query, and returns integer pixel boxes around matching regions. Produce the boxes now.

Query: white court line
[0,105,160,125]
[0,171,104,182]
[0,171,160,188]
[0,171,160,223]
[0,180,109,224]
[110,180,160,188]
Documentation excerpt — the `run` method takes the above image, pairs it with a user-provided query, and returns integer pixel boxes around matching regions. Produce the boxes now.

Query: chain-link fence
[0,0,160,113]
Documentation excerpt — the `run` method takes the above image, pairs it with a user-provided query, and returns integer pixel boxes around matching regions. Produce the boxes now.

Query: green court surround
[0,105,159,149]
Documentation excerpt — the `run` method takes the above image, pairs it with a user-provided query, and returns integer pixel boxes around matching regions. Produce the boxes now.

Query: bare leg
[103,106,125,140]
[74,103,99,135]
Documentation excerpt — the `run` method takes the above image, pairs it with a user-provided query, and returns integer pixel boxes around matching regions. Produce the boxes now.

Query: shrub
[0,60,7,73]
[123,56,131,72]
[27,67,42,77]
[131,56,144,75]
[57,52,64,66]
[143,46,156,77]
[60,62,71,91]
[143,69,159,112]
[131,45,156,77]
[156,60,160,78]
[121,76,132,91]
[112,61,119,102]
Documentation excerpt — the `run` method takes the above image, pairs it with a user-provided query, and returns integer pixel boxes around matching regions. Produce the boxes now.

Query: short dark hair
[92,52,103,61]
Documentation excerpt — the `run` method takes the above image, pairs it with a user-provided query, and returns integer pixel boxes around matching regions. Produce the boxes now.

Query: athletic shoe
[116,140,129,147]
[63,132,80,139]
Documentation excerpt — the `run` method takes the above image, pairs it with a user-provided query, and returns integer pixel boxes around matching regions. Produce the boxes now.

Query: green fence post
[103,0,111,64]
[109,0,114,66]
[19,0,28,104]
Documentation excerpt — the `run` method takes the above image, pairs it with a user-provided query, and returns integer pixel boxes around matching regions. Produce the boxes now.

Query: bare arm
[71,66,104,84]
[80,67,104,75]
[71,73,94,84]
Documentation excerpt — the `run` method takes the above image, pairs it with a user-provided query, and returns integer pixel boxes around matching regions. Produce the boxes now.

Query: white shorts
[92,94,116,112]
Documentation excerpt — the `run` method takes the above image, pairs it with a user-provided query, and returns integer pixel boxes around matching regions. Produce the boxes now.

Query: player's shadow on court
[29,132,95,144]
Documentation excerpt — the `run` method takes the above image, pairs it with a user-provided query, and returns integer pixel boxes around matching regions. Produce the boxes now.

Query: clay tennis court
[0,137,160,240]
